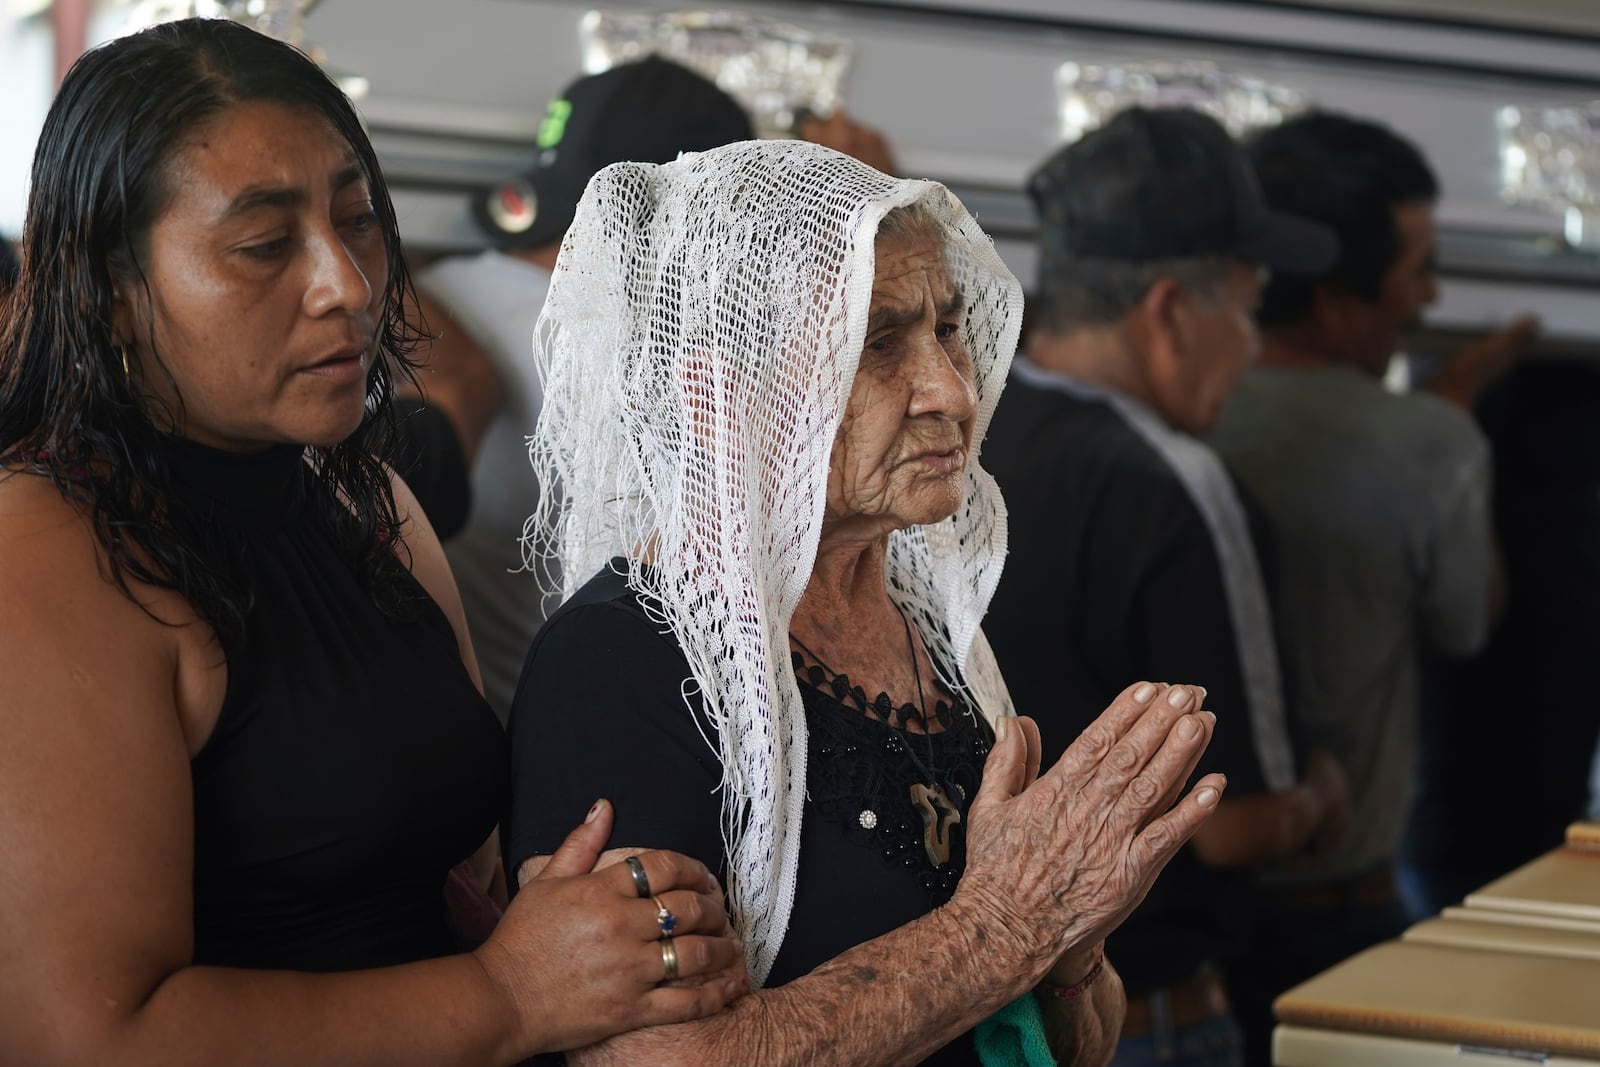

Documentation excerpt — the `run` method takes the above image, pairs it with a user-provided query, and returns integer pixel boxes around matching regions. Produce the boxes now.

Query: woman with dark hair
[0,18,742,1065]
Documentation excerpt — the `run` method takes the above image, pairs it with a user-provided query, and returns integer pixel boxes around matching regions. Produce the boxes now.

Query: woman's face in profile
[113,98,388,452]
[823,229,976,536]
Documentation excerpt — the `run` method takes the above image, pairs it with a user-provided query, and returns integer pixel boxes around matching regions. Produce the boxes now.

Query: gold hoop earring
[114,345,131,381]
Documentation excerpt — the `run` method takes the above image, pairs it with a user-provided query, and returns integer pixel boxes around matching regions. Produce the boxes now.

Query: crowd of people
[0,13,1583,1067]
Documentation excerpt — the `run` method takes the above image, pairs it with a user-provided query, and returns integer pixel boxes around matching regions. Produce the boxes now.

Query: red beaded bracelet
[1037,947,1108,1000]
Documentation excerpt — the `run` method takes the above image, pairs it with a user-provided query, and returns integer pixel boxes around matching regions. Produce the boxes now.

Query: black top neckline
[161,435,310,527]
[789,646,972,735]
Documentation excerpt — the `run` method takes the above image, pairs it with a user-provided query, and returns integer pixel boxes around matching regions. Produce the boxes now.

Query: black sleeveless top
[175,437,507,971]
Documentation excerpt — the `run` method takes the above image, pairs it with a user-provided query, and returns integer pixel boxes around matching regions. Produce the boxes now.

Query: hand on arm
[559,681,1223,1067]
[477,803,747,1054]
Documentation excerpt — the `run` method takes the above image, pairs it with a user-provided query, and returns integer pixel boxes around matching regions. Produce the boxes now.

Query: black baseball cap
[1029,106,1336,273]
[473,55,754,248]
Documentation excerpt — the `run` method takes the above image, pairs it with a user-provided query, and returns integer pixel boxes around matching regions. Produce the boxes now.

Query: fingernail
[1133,682,1156,704]
[1196,686,1208,704]
[586,799,604,823]
[994,715,1010,743]
[1168,686,1192,709]
[1196,786,1219,808]
[1178,715,1200,740]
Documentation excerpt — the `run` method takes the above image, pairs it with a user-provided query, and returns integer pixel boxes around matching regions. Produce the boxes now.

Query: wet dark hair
[0,237,17,291]
[0,18,424,650]
[1247,111,1438,327]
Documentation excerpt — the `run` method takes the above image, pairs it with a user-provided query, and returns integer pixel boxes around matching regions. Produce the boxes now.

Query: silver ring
[660,936,679,981]
[651,894,678,938]
[624,855,652,899]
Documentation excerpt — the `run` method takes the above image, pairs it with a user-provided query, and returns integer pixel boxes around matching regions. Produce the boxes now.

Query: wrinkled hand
[1424,315,1539,410]
[953,682,1224,985]
[473,801,747,1055]
[1301,748,1351,865]
[797,110,898,175]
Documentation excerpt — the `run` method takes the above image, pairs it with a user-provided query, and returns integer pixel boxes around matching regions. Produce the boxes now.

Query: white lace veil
[529,139,1022,984]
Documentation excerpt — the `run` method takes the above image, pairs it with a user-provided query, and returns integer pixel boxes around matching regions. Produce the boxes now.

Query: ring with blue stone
[651,894,678,938]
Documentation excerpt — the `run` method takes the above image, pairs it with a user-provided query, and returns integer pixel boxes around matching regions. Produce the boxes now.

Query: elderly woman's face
[824,229,977,535]
[112,99,387,452]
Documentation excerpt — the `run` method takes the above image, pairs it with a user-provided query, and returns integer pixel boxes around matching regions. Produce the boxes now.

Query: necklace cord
[787,604,942,775]
[892,601,939,772]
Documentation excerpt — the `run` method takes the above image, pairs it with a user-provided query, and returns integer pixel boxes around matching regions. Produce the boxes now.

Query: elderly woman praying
[504,139,1226,1066]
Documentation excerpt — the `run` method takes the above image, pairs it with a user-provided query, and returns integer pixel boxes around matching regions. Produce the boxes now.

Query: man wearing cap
[981,107,1349,1067]
[1207,112,1525,1067]
[415,56,756,720]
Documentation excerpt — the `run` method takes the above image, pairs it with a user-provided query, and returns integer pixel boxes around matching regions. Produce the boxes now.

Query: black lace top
[789,647,992,906]
[507,563,995,1066]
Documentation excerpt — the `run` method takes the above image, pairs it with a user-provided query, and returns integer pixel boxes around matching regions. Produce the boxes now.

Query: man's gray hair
[1034,254,1233,335]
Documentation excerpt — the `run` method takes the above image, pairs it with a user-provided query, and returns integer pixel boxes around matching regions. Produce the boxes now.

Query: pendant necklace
[893,603,963,867]
[788,606,964,867]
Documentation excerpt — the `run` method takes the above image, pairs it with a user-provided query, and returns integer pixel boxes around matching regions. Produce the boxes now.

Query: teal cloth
[973,990,1056,1067]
